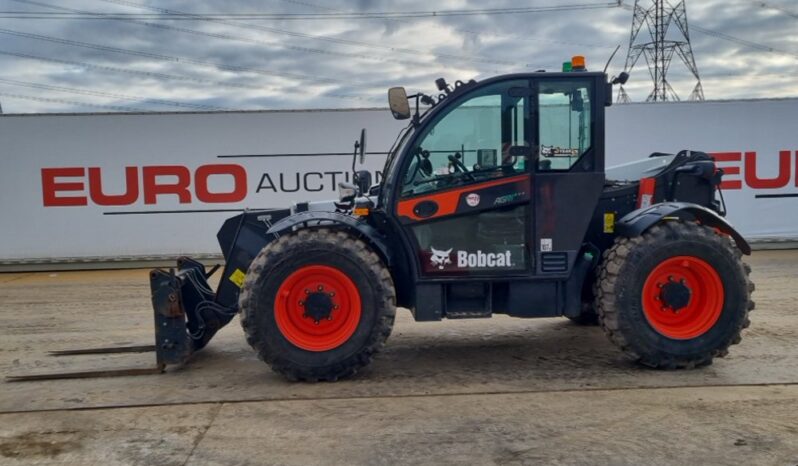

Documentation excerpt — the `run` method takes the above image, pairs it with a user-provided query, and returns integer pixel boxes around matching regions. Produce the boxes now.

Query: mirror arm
[412,94,421,127]
[352,140,359,174]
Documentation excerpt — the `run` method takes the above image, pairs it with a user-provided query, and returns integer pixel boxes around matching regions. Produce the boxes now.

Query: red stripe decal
[397,174,530,222]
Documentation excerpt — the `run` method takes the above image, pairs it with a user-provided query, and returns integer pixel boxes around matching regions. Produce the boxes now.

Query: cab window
[400,80,529,198]
[538,80,593,171]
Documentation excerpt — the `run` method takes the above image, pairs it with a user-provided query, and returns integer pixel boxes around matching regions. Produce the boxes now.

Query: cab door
[533,77,606,275]
[392,79,535,277]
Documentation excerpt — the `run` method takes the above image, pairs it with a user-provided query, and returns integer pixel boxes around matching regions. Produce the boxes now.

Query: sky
[0,0,796,113]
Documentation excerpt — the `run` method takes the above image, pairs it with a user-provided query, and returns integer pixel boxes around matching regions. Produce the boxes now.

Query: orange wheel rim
[642,256,724,340]
[274,265,361,351]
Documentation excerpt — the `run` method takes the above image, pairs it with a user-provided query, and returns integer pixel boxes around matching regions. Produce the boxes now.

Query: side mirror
[388,87,411,120]
[354,170,372,195]
[612,72,630,85]
[358,128,367,165]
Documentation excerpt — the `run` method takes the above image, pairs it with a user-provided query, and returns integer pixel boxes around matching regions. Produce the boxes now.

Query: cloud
[0,0,796,113]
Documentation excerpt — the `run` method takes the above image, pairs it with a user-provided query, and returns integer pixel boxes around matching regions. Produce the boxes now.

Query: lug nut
[317,285,324,291]
[313,319,320,325]
[329,292,336,297]
[334,305,339,310]
[298,300,304,306]
[304,289,310,294]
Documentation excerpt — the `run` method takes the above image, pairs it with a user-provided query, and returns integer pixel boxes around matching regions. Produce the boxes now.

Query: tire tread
[595,221,754,369]
[239,228,395,382]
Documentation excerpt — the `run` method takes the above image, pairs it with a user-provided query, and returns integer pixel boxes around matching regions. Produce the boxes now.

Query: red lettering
[88,167,139,206]
[43,164,249,206]
[744,151,791,189]
[41,167,87,206]
[195,164,247,203]
[711,152,742,190]
[142,166,191,204]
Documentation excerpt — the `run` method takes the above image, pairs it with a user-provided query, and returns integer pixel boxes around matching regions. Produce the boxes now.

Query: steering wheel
[448,153,475,181]
[404,149,433,186]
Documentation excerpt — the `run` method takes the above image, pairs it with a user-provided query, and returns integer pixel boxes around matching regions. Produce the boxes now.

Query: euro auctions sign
[712,151,798,192]
[602,98,798,242]
[39,164,386,208]
[41,165,249,207]
[0,109,402,263]
[1,99,797,264]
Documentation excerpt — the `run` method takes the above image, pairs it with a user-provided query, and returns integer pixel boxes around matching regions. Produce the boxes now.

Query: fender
[616,202,751,255]
[267,210,393,265]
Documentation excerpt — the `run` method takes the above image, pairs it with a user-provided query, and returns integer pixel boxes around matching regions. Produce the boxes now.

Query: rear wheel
[596,221,754,369]
[240,228,395,381]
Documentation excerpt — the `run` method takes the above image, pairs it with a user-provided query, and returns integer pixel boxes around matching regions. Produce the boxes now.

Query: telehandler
[10,56,753,382]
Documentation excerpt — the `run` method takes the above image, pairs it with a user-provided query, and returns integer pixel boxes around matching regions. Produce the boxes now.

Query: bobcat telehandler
[10,56,754,382]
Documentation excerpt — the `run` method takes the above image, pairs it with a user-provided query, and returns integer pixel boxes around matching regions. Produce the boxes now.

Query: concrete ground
[0,250,796,465]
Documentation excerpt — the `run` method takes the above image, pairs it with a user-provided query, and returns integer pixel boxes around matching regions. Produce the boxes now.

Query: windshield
[399,79,529,198]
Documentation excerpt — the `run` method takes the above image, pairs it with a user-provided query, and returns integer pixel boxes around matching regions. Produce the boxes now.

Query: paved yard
[1,250,797,465]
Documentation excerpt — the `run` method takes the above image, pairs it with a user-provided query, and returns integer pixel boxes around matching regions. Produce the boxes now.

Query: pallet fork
[5,210,287,382]
[6,258,233,382]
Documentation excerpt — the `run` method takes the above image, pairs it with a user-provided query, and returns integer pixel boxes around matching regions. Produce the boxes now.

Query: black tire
[595,221,755,369]
[239,228,396,382]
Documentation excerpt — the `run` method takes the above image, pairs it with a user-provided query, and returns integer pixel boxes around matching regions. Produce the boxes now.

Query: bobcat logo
[430,247,453,270]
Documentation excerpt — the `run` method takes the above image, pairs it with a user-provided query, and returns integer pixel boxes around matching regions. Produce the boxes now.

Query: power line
[0,50,278,92]
[0,28,349,87]
[691,24,798,60]
[0,30,389,103]
[0,48,386,102]
[755,1,798,19]
[10,0,493,72]
[0,91,148,112]
[96,0,545,69]
[0,3,622,20]
[276,0,621,50]
[0,77,231,110]
[0,45,386,103]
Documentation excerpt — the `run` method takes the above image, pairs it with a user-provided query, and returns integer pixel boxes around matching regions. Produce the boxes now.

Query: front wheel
[239,228,396,381]
[595,221,754,369]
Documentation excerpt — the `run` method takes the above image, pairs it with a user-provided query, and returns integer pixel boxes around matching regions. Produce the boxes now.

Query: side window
[538,80,592,171]
[400,80,529,198]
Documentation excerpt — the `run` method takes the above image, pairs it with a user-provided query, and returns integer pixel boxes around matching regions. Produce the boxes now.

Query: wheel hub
[302,290,335,323]
[274,265,362,352]
[642,256,725,340]
[659,280,691,312]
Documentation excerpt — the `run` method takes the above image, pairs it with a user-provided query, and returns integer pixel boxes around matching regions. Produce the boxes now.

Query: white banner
[1,98,796,263]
